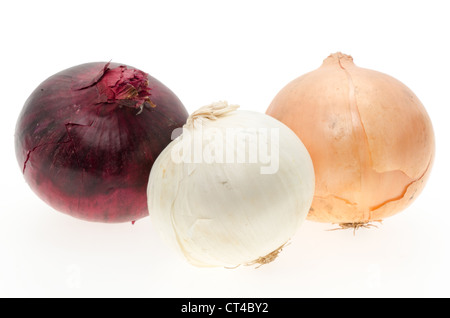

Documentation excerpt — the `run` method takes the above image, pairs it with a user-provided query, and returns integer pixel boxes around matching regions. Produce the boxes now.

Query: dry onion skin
[266,52,435,226]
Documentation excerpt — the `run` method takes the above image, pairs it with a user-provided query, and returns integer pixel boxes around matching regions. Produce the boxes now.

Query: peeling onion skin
[266,53,435,224]
[15,62,188,223]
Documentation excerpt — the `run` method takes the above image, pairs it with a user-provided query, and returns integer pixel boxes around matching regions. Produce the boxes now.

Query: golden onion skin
[266,53,435,224]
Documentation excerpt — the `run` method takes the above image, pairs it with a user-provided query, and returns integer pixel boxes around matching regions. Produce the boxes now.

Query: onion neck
[185,101,239,128]
[102,65,155,111]
[78,62,155,112]
[322,52,354,68]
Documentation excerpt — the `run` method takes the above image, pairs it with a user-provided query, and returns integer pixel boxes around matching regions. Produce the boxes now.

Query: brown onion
[266,52,435,227]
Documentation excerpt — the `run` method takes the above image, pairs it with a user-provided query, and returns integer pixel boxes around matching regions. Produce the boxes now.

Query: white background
[1,0,449,298]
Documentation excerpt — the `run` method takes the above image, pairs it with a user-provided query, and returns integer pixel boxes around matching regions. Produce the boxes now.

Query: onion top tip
[323,52,354,66]
[185,100,240,127]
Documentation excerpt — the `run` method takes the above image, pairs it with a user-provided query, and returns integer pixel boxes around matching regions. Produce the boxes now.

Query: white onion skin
[147,106,315,267]
[266,53,435,224]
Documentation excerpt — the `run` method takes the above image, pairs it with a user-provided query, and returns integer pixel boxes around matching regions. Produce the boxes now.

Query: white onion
[147,101,315,267]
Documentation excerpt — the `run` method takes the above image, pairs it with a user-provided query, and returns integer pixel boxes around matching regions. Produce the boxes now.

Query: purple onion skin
[15,62,188,223]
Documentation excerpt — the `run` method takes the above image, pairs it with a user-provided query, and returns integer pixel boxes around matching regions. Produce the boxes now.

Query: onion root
[246,242,290,269]
[327,220,382,235]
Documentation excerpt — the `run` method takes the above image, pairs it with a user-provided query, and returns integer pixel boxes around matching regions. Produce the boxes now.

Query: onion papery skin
[266,53,435,224]
[147,102,315,267]
[15,62,188,223]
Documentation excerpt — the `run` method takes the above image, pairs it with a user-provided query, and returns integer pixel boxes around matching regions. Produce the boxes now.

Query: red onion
[15,62,188,223]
